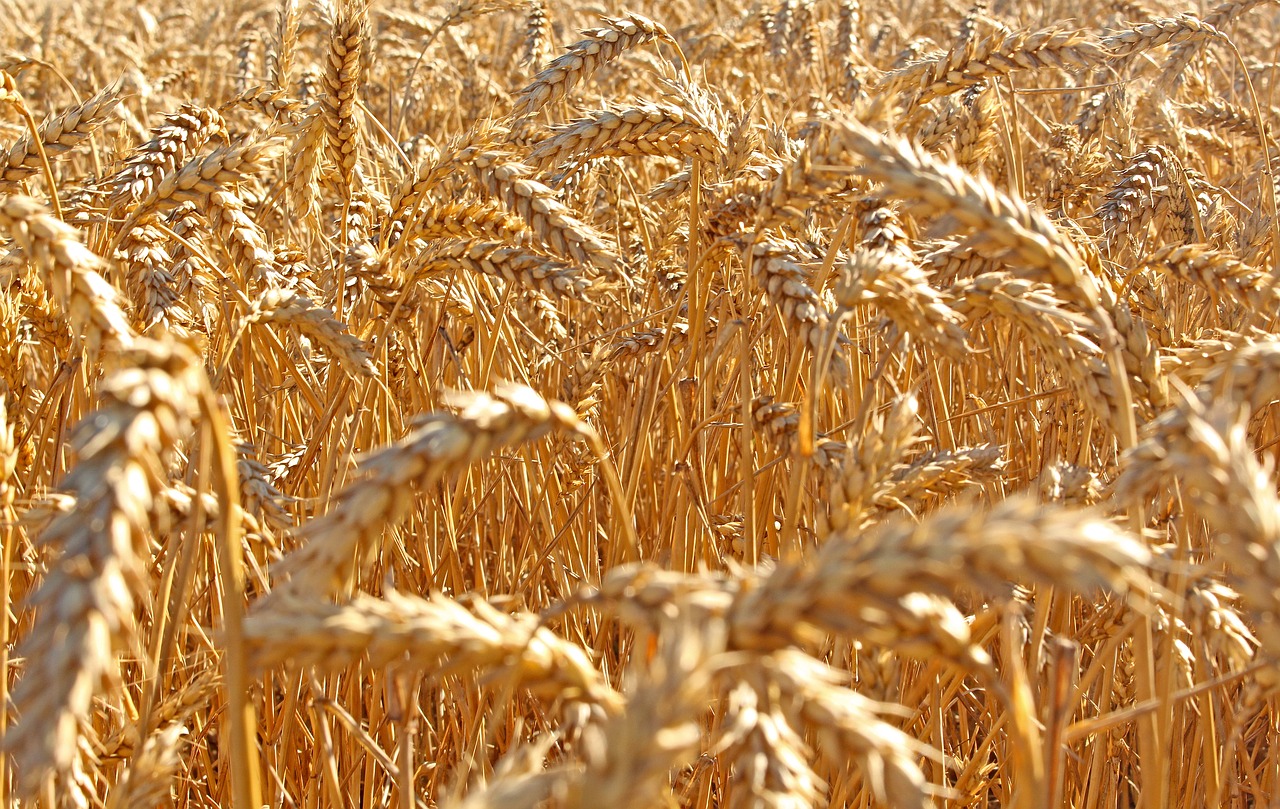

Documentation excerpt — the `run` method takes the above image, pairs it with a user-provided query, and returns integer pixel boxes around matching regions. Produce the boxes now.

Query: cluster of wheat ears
[3,0,1280,806]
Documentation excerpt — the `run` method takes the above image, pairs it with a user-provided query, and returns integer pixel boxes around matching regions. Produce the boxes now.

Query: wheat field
[1,0,1280,806]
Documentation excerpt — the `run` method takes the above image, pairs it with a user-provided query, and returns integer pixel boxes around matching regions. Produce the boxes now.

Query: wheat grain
[410,238,592,299]
[0,195,135,352]
[4,340,201,801]
[512,13,679,122]
[0,79,122,188]
[879,24,1104,109]
[244,590,621,706]
[268,383,582,599]
[108,105,228,209]
[243,286,377,376]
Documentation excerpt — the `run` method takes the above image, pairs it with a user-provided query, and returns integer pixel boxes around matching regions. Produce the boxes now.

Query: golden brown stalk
[0,70,61,219]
